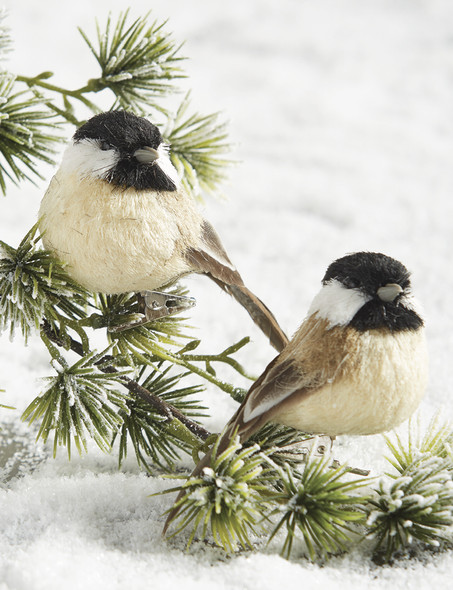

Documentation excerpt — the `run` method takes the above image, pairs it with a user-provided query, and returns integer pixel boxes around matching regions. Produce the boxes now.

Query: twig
[330,459,370,477]
[16,75,102,116]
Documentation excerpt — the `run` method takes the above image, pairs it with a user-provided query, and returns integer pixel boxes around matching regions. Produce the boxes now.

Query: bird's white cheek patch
[307,280,371,327]
[156,144,180,188]
[60,139,120,180]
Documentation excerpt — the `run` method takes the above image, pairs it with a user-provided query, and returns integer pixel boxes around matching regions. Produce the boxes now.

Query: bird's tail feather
[210,278,289,353]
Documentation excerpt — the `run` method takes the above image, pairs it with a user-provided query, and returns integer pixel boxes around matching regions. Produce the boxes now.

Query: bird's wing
[240,355,318,426]
[184,219,244,285]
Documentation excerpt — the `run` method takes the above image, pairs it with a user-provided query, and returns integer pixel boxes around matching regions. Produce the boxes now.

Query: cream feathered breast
[39,171,204,293]
[273,321,428,436]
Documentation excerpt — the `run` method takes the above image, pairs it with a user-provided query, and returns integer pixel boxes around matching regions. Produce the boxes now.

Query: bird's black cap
[323,252,411,294]
[73,110,177,191]
[323,252,423,332]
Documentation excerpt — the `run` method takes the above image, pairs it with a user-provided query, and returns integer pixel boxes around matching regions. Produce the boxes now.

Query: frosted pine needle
[161,435,270,551]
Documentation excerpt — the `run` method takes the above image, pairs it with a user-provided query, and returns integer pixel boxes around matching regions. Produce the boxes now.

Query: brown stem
[41,321,210,441]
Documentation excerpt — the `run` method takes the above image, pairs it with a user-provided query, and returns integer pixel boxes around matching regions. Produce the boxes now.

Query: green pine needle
[0,224,88,342]
[0,73,60,194]
[366,456,453,562]
[22,347,130,458]
[92,289,192,358]
[366,421,453,562]
[0,388,14,410]
[384,416,453,475]
[0,403,14,410]
[267,457,368,560]
[0,9,12,59]
[79,9,185,114]
[116,362,206,471]
[165,93,233,200]
[162,435,270,551]
[248,423,325,477]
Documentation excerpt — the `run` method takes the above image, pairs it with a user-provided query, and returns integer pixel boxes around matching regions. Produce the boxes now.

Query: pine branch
[0,223,88,342]
[104,312,252,397]
[16,74,100,125]
[116,363,207,472]
[17,11,185,123]
[366,455,453,563]
[165,93,233,200]
[22,345,130,457]
[78,9,185,114]
[383,415,453,474]
[9,11,231,200]
[88,291,253,395]
[1,226,253,467]
[40,320,211,445]
[0,74,60,193]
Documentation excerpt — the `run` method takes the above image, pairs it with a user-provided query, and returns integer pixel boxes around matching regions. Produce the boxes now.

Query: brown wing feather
[185,220,289,352]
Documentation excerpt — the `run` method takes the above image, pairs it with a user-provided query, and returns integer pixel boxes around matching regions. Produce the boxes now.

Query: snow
[1,0,453,587]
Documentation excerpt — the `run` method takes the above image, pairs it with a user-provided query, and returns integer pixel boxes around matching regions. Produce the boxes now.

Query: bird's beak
[377,283,403,302]
[134,146,160,164]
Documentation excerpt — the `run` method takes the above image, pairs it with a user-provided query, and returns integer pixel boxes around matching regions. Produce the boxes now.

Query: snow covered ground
[1,0,453,588]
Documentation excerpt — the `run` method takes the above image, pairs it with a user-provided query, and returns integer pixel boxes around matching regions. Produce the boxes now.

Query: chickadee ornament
[164,251,428,532]
[38,110,288,351]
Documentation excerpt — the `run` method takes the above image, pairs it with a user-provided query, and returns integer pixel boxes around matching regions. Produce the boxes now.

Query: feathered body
[163,252,429,533]
[239,317,428,438]
[38,111,288,351]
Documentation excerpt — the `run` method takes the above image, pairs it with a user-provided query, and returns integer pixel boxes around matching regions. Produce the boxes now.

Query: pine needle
[0,74,60,193]
[78,9,185,114]
[161,435,271,551]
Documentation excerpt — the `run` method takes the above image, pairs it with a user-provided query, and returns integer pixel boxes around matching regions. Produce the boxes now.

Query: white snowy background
[1,0,453,588]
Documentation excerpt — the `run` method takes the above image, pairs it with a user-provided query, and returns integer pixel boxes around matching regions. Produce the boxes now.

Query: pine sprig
[0,223,88,342]
[22,346,130,457]
[366,422,453,562]
[104,311,253,395]
[0,74,59,193]
[162,435,270,550]
[116,363,206,471]
[11,11,231,200]
[79,9,185,114]
[267,458,368,560]
[165,93,233,200]
[384,416,453,474]
[366,456,453,562]
[40,319,213,445]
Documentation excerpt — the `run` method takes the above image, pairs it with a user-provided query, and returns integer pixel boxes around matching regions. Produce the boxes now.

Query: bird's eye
[100,140,112,151]
[343,277,360,289]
